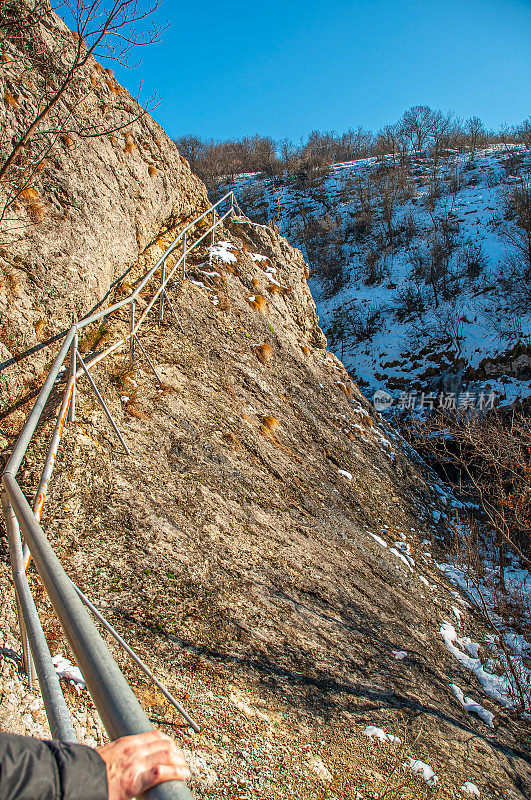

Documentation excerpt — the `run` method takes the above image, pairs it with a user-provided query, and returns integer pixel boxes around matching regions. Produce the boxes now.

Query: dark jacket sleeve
[0,732,108,800]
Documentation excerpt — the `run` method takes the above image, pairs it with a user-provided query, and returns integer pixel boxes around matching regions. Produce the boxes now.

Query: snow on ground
[437,562,531,712]
[227,145,531,408]
[363,725,400,744]
[52,655,85,691]
[449,683,495,727]
[368,532,388,548]
[390,547,414,572]
[441,622,516,708]
[461,782,481,796]
[338,469,353,480]
[209,241,237,264]
[404,757,439,787]
[392,650,407,660]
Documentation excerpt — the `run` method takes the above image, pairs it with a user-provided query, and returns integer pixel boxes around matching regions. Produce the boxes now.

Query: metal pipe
[33,377,75,524]
[133,336,163,386]
[2,476,193,800]
[80,191,234,332]
[6,328,76,477]
[76,336,127,378]
[4,500,34,681]
[159,261,166,323]
[130,301,136,364]
[68,332,78,423]
[1,490,77,743]
[16,593,31,679]
[163,293,184,334]
[0,189,248,781]
[70,580,200,732]
[75,351,131,457]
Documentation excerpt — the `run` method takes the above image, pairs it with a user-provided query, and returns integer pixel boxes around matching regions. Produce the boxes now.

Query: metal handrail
[1,190,240,799]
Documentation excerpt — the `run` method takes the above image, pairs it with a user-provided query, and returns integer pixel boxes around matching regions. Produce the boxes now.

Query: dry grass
[215,294,230,311]
[254,344,273,365]
[28,202,45,222]
[249,295,268,313]
[4,92,19,108]
[20,187,39,202]
[80,321,110,352]
[260,415,279,436]
[116,280,133,296]
[125,403,148,420]
[338,382,353,397]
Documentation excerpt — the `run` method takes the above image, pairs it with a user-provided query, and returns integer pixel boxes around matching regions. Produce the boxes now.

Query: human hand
[96,731,191,800]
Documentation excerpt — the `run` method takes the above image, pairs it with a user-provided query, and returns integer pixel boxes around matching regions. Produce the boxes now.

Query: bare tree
[0,0,163,238]
[514,117,531,150]
[498,178,531,309]
[410,409,531,590]
[397,105,453,155]
[464,116,487,156]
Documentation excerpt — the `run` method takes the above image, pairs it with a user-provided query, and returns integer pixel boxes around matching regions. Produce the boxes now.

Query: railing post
[159,260,166,324]
[212,208,216,247]
[230,192,235,219]
[130,300,135,364]
[182,232,187,281]
[3,473,193,798]
[1,493,33,681]
[76,351,131,457]
[67,331,78,423]
[1,490,75,742]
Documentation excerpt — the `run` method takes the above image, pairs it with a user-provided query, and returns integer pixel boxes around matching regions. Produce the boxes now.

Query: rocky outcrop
[0,2,208,411]
[1,7,530,800]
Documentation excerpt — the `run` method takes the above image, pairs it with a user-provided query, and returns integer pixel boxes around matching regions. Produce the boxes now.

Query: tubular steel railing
[1,190,244,800]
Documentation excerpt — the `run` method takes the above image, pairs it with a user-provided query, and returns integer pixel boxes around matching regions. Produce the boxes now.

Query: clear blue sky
[109,0,530,142]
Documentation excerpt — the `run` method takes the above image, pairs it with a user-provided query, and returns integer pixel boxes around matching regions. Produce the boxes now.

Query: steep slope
[3,217,530,798]
[1,7,530,799]
[225,147,531,410]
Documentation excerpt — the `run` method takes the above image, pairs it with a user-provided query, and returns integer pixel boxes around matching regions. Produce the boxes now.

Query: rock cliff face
[0,1,208,412]
[1,7,530,800]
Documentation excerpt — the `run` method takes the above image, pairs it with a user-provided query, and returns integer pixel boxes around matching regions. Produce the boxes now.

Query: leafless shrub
[394,279,428,320]
[326,301,384,353]
[295,214,347,297]
[461,239,487,282]
[409,409,531,586]
[496,179,531,309]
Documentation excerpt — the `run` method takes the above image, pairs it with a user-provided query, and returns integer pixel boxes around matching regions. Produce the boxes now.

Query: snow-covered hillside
[224,145,531,412]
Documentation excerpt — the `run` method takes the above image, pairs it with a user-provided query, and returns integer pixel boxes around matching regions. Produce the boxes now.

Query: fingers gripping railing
[1,190,240,797]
